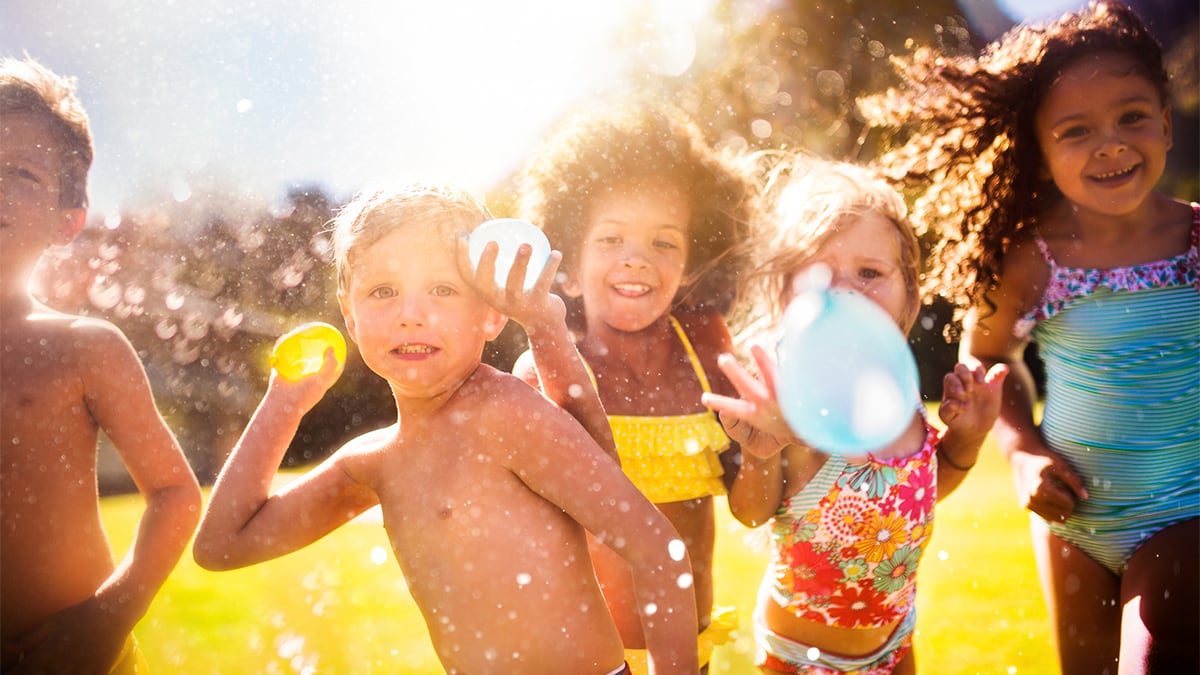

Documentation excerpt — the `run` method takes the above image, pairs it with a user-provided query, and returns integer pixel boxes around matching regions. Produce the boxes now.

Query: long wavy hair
[859,1,1170,329]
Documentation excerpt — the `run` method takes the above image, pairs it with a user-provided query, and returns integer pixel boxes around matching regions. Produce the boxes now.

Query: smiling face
[782,212,918,333]
[338,223,506,399]
[566,176,691,333]
[1035,52,1172,217]
[0,112,86,281]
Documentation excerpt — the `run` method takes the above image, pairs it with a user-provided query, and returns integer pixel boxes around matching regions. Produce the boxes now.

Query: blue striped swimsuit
[1017,204,1199,575]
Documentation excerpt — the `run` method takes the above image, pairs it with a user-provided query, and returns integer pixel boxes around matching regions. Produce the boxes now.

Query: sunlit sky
[2,0,1077,217]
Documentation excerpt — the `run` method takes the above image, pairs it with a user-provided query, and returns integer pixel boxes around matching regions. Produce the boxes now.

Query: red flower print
[828,585,892,627]
[786,545,842,598]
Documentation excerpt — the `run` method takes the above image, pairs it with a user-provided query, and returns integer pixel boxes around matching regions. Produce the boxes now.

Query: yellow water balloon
[270,322,347,381]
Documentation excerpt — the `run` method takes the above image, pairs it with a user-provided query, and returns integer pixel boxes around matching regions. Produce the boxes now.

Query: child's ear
[337,289,358,343]
[481,308,508,341]
[52,208,87,246]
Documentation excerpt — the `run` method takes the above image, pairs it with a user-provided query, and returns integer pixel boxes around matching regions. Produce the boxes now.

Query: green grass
[105,434,1056,674]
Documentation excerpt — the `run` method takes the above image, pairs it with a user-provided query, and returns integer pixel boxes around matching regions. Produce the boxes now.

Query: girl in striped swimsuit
[862,3,1199,672]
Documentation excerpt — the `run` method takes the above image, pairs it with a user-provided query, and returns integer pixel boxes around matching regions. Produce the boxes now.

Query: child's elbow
[192,536,239,571]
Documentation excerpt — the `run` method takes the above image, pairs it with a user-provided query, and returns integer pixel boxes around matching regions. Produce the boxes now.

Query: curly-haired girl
[863,3,1198,672]
[515,98,755,673]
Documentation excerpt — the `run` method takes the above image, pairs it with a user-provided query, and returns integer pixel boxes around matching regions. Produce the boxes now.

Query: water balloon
[467,218,552,290]
[270,322,346,381]
[774,269,919,455]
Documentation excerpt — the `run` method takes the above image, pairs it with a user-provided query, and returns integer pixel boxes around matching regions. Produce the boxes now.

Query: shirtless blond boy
[0,57,203,673]
[192,183,699,674]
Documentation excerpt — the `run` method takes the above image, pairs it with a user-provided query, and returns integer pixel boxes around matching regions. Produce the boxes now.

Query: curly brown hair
[859,1,1170,328]
[517,97,756,331]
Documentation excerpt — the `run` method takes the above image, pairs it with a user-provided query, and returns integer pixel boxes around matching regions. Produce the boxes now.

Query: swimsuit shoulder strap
[669,314,713,394]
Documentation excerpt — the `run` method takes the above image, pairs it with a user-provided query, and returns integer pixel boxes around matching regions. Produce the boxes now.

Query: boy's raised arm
[499,391,698,673]
[457,237,617,461]
[193,353,376,570]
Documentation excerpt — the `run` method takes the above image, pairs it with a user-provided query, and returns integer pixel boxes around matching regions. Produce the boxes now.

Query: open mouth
[392,344,437,357]
[1089,164,1138,183]
[613,282,651,298]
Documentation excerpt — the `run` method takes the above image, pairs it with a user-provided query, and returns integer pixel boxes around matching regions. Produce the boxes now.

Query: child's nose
[396,295,427,325]
[620,242,651,269]
[1096,134,1128,158]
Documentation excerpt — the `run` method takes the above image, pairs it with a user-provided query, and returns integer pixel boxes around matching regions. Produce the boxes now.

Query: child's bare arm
[960,244,1087,519]
[935,361,1008,498]
[11,321,202,674]
[702,345,794,526]
[193,352,377,570]
[458,237,617,460]
[502,394,698,674]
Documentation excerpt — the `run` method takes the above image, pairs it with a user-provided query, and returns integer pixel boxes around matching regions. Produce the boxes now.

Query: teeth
[396,344,434,354]
[614,283,650,294]
[1094,166,1134,180]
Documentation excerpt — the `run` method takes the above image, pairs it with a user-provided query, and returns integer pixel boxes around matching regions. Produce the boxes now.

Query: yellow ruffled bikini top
[584,316,731,504]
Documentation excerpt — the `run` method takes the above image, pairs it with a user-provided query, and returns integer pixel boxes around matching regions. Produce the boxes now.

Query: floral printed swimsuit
[767,423,938,628]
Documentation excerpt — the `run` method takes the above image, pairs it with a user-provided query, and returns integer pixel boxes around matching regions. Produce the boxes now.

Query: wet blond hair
[331,182,493,292]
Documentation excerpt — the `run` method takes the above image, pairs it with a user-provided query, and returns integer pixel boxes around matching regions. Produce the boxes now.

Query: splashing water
[668,539,686,562]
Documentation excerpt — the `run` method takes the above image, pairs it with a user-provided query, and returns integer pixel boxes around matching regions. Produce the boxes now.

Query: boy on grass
[193,183,698,674]
[1,56,203,674]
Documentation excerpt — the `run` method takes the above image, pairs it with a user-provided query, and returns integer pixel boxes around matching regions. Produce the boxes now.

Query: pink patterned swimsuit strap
[1016,203,1200,336]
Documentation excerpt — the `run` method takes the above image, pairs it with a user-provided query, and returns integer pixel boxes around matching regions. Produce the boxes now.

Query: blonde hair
[0,56,93,209]
[332,182,493,291]
[737,152,922,334]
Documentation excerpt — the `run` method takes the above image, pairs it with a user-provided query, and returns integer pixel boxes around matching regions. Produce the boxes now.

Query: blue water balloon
[468,218,552,291]
[775,269,920,455]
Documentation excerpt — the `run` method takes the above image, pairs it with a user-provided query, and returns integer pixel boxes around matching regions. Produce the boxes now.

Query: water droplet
[516,572,531,587]
[676,573,693,589]
[643,603,658,616]
[87,276,122,310]
[806,647,821,660]
[165,290,185,311]
[937,550,949,561]
[237,98,253,113]
[668,539,686,561]
[370,546,388,565]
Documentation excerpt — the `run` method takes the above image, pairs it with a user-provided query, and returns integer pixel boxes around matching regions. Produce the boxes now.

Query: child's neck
[582,314,677,363]
[389,363,485,423]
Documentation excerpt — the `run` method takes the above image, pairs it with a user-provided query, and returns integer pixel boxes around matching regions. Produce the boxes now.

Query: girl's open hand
[938,362,1008,441]
[455,234,566,337]
[702,344,796,458]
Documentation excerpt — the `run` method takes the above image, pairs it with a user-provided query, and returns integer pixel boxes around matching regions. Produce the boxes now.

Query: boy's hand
[267,346,342,415]
[3,597,128,675]
[455,234,566,337]
[702,344,796,458]
[938,362,1008,441]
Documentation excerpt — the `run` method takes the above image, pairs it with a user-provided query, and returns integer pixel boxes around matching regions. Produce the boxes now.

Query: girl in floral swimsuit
[703,155,1007,674]
[514,99,755,672]
[862,3,1199,671]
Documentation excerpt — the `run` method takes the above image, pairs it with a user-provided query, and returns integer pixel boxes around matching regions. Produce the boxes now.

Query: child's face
[567,176,690,333]
[1035,52,1172,216]
[0,112,85,272]
[338,223,506,398]
[783,212,916,332]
